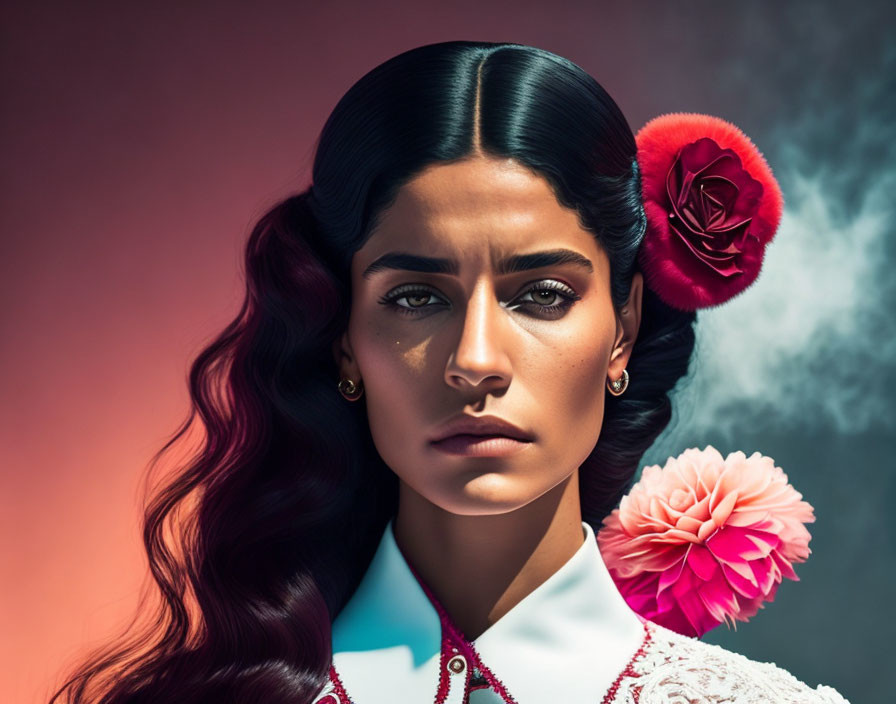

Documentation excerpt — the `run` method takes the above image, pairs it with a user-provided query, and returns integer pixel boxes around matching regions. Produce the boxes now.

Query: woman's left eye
[378,280,581,319]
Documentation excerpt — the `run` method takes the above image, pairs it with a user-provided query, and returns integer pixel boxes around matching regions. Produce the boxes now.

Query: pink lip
[431,433,533,457]
[430,414,534,444]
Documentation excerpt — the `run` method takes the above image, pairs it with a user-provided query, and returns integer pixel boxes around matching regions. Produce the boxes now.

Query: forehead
[356,155,599,261]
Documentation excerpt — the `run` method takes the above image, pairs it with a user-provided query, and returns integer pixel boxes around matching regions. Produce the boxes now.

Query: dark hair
[50,40,696,704]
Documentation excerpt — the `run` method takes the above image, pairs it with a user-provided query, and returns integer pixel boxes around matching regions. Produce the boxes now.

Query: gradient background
[2,1,894,702]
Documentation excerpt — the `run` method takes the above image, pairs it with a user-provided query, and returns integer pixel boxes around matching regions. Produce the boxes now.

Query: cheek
[533,314,615,459]
[348,314,431,448]
[541,311,614,399]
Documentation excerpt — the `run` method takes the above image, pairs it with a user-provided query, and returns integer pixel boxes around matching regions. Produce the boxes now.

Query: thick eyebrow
[362,248,594,279]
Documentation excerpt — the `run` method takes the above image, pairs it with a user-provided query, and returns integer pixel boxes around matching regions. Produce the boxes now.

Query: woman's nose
[444,282,513,390]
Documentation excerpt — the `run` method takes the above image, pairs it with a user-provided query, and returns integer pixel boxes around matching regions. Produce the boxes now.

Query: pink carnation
[597,446,815,637]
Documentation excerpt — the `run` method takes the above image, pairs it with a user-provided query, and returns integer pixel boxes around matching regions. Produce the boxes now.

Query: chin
[430,474,541,516]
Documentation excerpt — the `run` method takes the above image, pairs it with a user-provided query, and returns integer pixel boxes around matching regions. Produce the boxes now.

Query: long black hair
[50,40,696,704]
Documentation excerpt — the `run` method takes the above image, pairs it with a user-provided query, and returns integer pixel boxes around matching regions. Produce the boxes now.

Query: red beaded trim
[599,620,654,704]
[455,634,517,703]
[433,627,462,704]
[400,546,519,704]
[327,662,353,704]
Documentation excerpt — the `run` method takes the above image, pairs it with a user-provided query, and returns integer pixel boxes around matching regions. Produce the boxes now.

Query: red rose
[635,113,784,311]
[665,137,764,278]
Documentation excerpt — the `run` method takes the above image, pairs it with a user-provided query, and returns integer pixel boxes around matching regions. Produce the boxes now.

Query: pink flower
[597,446,815,637]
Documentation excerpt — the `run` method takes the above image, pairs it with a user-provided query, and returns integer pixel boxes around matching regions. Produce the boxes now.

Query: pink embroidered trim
[327,662,353,704]
[434,626,462,704]
[436,612,516,704]
[401,542,519,704]
[599,620,654,704]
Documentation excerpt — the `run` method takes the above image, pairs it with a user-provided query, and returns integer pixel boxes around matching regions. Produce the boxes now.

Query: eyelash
[378,280,582,319]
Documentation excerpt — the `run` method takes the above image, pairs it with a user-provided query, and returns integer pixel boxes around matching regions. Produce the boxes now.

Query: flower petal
[707,525,773,561]
[686,544,719,581]
[721,560,762,599]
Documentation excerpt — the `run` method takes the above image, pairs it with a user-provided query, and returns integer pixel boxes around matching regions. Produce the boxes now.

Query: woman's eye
[509,281,581,318]
[517,287,567,308]
[378,286,448,315]
[378,280,580,318]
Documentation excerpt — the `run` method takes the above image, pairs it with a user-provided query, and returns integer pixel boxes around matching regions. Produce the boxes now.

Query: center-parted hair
[51,40,697,704]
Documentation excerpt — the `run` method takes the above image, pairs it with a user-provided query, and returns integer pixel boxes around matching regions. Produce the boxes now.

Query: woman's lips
[430,433,533,457]
[429,414,534,443]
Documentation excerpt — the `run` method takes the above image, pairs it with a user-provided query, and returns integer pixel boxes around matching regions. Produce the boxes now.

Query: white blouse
[313,519,850,703]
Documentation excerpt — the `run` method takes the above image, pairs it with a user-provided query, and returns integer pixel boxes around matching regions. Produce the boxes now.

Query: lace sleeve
[607,621,851,704]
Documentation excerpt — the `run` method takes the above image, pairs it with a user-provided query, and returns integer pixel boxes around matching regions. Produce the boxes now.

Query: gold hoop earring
[607,369,629,396]
[338,377,364,401]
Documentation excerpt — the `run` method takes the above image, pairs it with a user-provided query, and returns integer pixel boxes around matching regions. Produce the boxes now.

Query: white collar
[330,519,647,703]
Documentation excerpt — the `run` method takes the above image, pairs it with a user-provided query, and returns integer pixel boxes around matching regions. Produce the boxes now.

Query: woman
[50,41,849,703]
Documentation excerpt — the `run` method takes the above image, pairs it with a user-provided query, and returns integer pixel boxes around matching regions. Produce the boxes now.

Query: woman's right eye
[378,285,447,316]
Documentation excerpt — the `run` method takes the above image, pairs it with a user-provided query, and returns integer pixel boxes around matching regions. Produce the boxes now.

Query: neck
[392,471,585,641]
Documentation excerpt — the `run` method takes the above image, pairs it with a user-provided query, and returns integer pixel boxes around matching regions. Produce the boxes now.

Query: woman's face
[336,154,642,516]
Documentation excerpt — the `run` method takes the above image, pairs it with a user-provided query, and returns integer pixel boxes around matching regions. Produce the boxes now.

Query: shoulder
[607,620,851,704]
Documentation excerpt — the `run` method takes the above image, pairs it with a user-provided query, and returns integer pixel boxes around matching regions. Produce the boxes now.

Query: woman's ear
[607,271,643,383]
[332,330,361,381]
